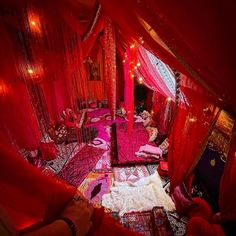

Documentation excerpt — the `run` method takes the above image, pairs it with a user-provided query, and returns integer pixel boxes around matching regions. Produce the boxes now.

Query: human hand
[61,194,94,236]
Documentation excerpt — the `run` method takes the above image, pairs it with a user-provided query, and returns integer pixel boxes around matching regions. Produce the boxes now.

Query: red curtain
[136,46,175,101]
[0,82,41,150]
[168,77,221,192]
[152,92,174,134]
[219,124,236,222]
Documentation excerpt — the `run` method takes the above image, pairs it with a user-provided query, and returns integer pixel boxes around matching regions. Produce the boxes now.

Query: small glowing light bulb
[28,69,34,74]
[131,74,135,78]
[189,117,197,122]
[167,97,171,102]
[137,62,141,67]
[138,77,143,83]
[134,66,137,70]
[31,21,36,26]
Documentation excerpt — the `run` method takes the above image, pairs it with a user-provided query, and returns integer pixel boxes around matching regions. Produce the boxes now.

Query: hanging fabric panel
[136,46,175,100]
[104,18,116,120]
[168,77,221,193]
[124,46,135,134]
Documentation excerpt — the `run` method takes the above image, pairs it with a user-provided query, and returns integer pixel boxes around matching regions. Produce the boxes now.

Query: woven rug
[113,165,149,183]
[146,164,158,175]
[111,122,159,166]
[78,172,113,206]
[47,142,83,173]
[58,145,105,187]
[120,207,173,236]
[152,207,173,236]
[93,150,112,173]
[166,211,187,236]
[121,210,154,236]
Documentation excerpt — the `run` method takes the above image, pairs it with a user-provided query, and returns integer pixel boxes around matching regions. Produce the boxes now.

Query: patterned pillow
[159,138,169,154]
[146,127,158,142]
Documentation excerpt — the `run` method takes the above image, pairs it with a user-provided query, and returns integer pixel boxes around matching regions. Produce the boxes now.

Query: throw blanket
[102,172,175,216]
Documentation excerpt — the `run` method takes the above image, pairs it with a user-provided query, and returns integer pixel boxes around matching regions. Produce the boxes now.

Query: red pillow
[40,142,57,161]
[89,102,97,109]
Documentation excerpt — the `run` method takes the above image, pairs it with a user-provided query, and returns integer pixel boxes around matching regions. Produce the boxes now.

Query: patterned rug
[58,145,105,187]
[120,207,173,236]
[112,122,159,166]
[152,207,173,236]
[166,211,187,236]
[146,164,158,175]
[113,165,149,183]
[93,150,112,173]
[47,142,82,173]
[78,172,113,206]
[121,210,154,236]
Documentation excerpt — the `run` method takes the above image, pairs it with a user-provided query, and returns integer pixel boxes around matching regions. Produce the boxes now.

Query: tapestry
[113,165,149,183]
[78,172,113,206]
[120,207,173,236]
[112,122,159,166]
[58,145,105,187]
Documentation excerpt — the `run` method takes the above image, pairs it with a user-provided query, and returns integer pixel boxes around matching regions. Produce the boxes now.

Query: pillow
[146,127,158,142]
[89,101,97,109]
[154,134,168,146]
[157,161,169,177]
[159,138,169,154]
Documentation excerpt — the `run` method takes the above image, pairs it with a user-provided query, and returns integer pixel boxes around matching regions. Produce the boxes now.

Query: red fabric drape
[152,92,174,134]
[136,46,175,101]
[104,18,117,119]
[168,77,221,192]
[0,82,41,150]
[0,134,75,230]
[99,0,236,113]
[219,124,236,222]
[124,46,135,134]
